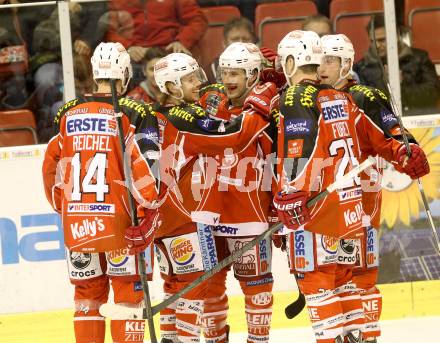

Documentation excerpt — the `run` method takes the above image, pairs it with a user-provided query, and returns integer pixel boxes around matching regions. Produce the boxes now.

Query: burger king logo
[170,238,195,266]
[108,248,129,267]
[321,236,338,254]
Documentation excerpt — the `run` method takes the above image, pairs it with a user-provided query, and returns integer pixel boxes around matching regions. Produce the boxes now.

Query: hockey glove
[268,202,280,225]
[260,68,287,89]
[125,208,161,255]
[273,191,311,231]
[243,82,277,119]
[260,46,278,67]
[395,143,430,179]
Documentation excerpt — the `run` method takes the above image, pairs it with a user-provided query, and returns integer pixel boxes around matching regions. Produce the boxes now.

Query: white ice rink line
[197,316,440,343]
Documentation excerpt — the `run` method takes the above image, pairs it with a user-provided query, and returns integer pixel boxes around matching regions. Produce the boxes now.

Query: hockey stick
[284,285,306,319]
[371,17,440,255]
[110,79,158,342]
[100,156,377,320]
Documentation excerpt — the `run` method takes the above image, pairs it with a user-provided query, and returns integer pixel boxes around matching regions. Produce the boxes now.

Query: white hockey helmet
[321,34,355,77]
[219,42,262,78]
[91,42,132,91]
[154,53,207,97]
[277,30,323,83]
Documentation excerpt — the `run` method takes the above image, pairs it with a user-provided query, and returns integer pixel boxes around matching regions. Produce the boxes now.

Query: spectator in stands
[354,14,440,116]
[209,16,257,82]
[105,0,207,86]
[127,47,167,103]
[31,1,107,142]
[301,14,333,37]
[0,0,30,110]
[314,0,330,17]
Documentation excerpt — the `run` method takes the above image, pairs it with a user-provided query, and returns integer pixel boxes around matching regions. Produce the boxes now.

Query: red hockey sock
[74,308,106,343]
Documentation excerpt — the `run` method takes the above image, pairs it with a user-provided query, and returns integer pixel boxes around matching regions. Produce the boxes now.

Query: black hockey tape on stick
[285,289,306,319]
[371,16,440,255]
[99,156,377,320]
[109,80,158,342]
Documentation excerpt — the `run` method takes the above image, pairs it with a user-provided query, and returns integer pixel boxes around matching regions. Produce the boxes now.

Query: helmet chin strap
[282,63,297,86]
[334,61,352,88]
[234,71,260,101]
[169,87,184,101]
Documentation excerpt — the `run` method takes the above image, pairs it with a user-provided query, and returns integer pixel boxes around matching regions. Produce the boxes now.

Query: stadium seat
[199,6,241,70]
[255,1,318,51]
[0,109,38,147]
[330,0,383,62]
[405,0,440,64]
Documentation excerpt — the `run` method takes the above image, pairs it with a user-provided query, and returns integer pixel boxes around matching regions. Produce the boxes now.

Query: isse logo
[321,236,338,254]
[70,252,92,269]
[294,231,308,269]
[170,238,195,266]
[108,248,129,267]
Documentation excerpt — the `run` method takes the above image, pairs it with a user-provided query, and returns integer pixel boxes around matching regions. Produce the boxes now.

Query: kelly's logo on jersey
[70,218,105,240]
[284,119,311,135]
[321,100,349,123]
[170,238,195,266]
[107,248,130,267]
[66,114,118,136]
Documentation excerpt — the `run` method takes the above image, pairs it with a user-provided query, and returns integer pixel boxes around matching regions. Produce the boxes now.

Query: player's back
[278,80,365,239]
[43,96,158,252]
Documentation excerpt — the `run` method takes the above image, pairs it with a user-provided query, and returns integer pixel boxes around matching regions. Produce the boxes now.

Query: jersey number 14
[71,152,109,202]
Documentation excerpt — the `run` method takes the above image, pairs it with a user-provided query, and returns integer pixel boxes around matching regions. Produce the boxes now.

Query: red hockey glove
[260,68,287,89]
[260,46,278,67]
[273,191,311,231]
[395,143,430,179]
[267,202,280,225]
[125,208,161,255]
[243,82,277,119]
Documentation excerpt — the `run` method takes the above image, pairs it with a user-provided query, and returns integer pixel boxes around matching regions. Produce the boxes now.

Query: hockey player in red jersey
[271,30,417,343]
[42,42,159,343]
[198,42,276,343]
[318,34,430,342]
[150,52,277,343]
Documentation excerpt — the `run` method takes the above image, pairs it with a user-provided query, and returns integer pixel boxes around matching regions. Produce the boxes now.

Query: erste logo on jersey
[66,114,117,136]
[170,238,195,266]
[107,248,130,267]
[321,99,349,123]
[284,119,311,135]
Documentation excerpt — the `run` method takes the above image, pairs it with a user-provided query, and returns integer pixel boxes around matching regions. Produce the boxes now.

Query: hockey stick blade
[100,157,376,320]
[285,292,306,319]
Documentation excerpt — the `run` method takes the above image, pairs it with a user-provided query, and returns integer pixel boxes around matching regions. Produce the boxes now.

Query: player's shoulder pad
[54,98,82,124]
[164,103,206,124]
[199,83,226,97]
[279,84,319,112]
[118,97,155,119]
[348,84,389,105]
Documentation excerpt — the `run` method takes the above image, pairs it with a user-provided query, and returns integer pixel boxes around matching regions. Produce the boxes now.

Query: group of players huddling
[43,30,430,343]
